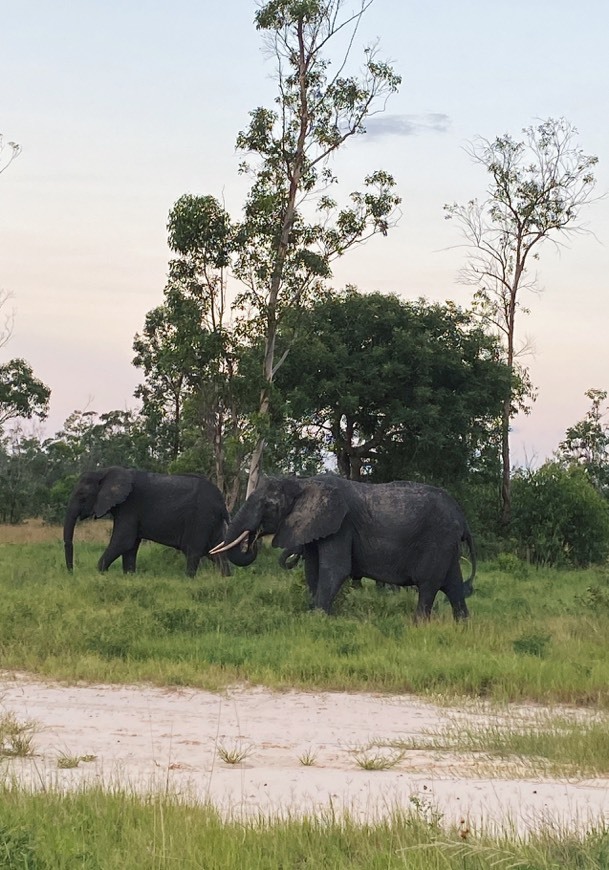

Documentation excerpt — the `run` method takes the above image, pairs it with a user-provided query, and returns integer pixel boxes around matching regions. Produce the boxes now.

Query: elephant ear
[272,482,348,549]
[94,467,135,518]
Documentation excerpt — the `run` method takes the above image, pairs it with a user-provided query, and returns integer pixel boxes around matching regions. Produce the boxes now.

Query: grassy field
[0,785,608,869]
[1,521,608,705]
[2,521,609,866]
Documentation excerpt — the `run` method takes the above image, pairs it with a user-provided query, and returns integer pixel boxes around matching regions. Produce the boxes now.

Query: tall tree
[133,195,255,507]
[235,0,401,494]
[444,118,598,526]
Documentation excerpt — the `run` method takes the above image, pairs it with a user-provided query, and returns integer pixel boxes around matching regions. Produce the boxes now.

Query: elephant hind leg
[441,554,469,621]
[122,539,141,573]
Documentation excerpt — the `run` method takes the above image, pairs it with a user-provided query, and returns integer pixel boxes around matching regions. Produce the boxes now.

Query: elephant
[63,466,256,577]
[211,474,475,619]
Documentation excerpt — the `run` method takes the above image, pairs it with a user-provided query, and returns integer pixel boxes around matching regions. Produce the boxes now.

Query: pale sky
[1,0,608,467]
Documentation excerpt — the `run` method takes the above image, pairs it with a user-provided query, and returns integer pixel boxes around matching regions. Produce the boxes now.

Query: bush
[511,462,609,567]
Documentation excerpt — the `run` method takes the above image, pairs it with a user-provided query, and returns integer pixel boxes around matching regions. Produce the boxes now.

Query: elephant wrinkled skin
[212,474,475,620]
[63,466,255,577]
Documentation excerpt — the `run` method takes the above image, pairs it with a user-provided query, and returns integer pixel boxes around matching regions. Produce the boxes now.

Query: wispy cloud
[364,113,451,139]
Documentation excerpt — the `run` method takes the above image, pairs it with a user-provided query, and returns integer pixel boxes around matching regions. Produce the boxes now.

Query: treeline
[1,286,608,567]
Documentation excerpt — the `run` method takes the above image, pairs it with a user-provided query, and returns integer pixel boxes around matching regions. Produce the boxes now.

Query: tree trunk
[500,279,519,528]
[500,397,511,527]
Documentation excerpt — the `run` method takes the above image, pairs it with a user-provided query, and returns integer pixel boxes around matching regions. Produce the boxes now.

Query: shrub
[513,631,551,658]
[511,463,609,567]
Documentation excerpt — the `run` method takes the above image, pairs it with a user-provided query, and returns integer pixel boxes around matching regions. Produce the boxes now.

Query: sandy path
[1,671,608,834]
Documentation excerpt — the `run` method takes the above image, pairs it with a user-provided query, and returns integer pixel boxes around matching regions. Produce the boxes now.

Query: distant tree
[1,137,51,434]
[276,288,512,489]
[235,0,402,495]
[45,409,154,473]
[0,133,21,175]
[0,358,50,426]
[445,118,598,526]
[557,388,609,496]
[0,429,48,523]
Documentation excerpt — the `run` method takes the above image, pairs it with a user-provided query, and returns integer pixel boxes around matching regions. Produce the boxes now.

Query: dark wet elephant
[64,467,256,577]
[212,474,475,619]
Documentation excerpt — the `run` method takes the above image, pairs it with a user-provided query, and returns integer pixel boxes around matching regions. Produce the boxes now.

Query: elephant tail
[461,527,476,598]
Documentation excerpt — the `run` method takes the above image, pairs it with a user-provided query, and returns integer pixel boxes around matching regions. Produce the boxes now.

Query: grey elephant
[63,466,256,577]
[211,474,475,619]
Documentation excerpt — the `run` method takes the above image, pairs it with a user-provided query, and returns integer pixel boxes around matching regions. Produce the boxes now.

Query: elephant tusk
[209,530,250,555]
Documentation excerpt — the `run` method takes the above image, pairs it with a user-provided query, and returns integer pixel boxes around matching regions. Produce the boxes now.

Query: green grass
[4,535,609,859]
[2,538,609,707]
[0,783,607,869]
[374,711,609,779]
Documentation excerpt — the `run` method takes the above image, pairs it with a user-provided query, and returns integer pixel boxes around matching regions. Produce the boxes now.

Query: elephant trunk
[226,541,259,567]
[208,494,266,568]
[63,504,79,572]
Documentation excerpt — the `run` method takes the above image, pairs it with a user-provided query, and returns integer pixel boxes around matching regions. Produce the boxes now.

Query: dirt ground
[1,671,608,835]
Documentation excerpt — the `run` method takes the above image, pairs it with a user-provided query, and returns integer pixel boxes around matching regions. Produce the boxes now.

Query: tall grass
[1,529,609,706]
[0,783,607,869]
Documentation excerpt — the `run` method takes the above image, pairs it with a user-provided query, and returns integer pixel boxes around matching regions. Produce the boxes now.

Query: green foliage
[512,631,551,658]
[0,358,50,426]
[0,432,53,523]
[277,288,509,487]
[493,553,530,580]
[511,462,609,567]
[133,195,257,504]
[558,387,609,495]
[0,823,41,869]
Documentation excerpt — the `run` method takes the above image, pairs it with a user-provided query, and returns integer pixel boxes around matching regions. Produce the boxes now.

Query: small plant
[512,632,551,658]
[353,748,404,771]
[495,552,530,580]
[57,754,81,769]
[216,741,253,765]
[298,747,317,766]
[0,712,37,757]
[408,792,444,828]
[57,752,98,769]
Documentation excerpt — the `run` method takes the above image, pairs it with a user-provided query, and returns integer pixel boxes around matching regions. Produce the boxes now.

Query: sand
[1,670,608,835]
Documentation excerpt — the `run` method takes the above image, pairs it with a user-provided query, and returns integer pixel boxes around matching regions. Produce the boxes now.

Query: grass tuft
[216,741,253,765]
[0,712,37,757]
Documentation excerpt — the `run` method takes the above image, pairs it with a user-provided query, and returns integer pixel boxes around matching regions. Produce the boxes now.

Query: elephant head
[210,476,348,563]
[63,467,135,571]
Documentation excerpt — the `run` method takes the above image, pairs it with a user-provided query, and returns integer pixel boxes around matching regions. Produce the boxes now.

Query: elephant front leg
[98,541,126,572]
[185,551,202,577]
[122,539,141,573]
[303,545,319,602]
[311,539,350,615]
